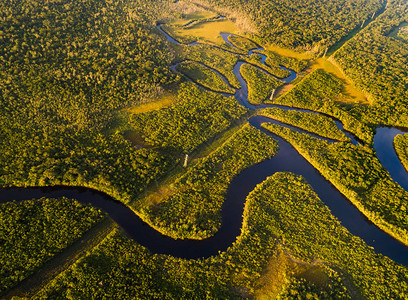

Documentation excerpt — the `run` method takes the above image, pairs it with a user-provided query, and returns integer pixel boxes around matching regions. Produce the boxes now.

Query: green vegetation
[2,0,408,298]
[129,82,247,153]
[196,0,383,51]
[140,124,278,239]
[228,34,258,51]
[163,18,241,46]
[240,64,282,105]
[33,173,408,299]
[262,123,408,245]
[248,173,408,299]
[177,43,242,88]
[269,69,374,144]
[333,0,408,126]
[257,49,309,73]
[394,133,408,172]
[0,198,104,294]
[0,127,171,206]
[242,55,291,79]
[0,0,178,131]
[175,61,235,94]
[397,24,408,41]
[258,107,350,142]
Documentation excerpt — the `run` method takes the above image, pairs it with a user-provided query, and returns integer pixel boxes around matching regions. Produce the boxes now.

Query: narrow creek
[1,24,408,265]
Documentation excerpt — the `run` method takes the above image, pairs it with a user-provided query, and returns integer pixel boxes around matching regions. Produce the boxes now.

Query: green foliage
[0,0,177,131]
[278,275,350,300]
[248,173,408,299]
[242,54,290,79]
[394,133,408,172]
[240,64,282,105]
[176,61,235,94]
[0,198,104,294]
[0,127,170,206]
[334,1,408,126]
[35,173,408,299]
[269,69,374,144]
[140,124,279,239]
[258,107,350,142]
[194,0,383,51]
[129,82,247,153]
[228,35,258,51]
[259,49,309,73]
[262,123,408,245]
[177,43,242,88]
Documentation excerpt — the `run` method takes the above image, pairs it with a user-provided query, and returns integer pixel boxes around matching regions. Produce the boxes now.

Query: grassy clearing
[167,19,240,45]
[314,57,369,104]
[125,92,177,115]
[262,46,368,104]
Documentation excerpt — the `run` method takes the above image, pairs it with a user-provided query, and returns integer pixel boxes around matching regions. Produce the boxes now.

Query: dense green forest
[175,60,236,93]
[139,124,278,239]
[257,49,309,73]
[258,107,350,142]
[128,82,247,153]
[2,0,408,298]
[187,0,384,51]
[32,173,408,299]
[240,64,282,104]
[333,0,408,126]
[394,133,408,171]
[268,69,374,144]
[0,198,104,294]
[263,123,408,245]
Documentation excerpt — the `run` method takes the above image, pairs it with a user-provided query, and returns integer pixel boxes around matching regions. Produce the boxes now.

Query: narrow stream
[1,24,408,265]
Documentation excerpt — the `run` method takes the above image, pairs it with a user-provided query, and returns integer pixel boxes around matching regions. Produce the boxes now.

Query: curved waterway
[1,27,408,265]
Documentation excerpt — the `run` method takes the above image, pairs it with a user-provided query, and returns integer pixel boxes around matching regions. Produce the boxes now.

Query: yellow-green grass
[322,57,369,104]
[170,19,240,45]
[265,44,315,60]
[264,45,368,104]
[125,93,176,115]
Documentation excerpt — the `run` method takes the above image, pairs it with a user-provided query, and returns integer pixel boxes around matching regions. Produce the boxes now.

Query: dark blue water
[374,127,408,190]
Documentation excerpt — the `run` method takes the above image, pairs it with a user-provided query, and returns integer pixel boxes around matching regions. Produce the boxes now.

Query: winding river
[1,25,408,265]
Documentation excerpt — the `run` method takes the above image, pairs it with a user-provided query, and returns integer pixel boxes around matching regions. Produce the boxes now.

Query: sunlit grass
[265,45,315,60]
[315,58,369,104]
[171,19,240,44]
[125,93,176,115]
